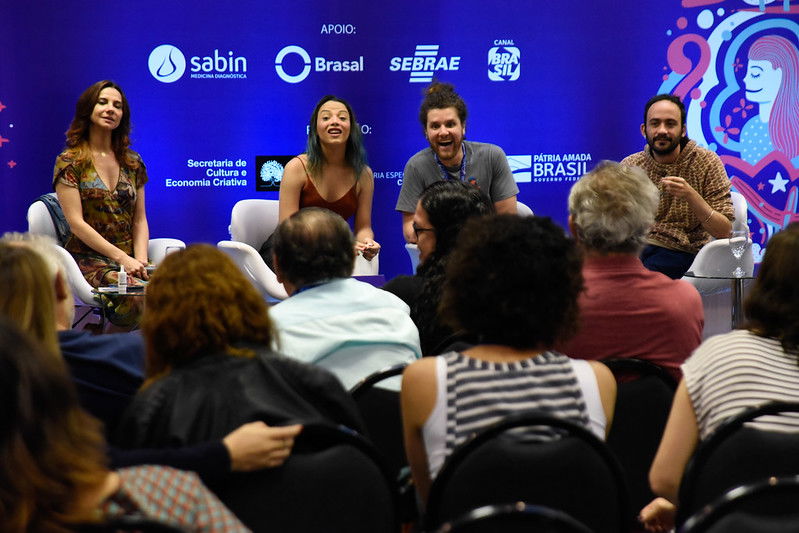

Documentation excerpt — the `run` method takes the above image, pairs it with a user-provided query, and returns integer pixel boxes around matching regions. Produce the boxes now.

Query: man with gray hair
[271,207,421,388]
[556,162,703,379]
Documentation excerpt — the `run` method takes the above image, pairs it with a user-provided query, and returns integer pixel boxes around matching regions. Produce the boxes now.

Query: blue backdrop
[2,1,797,279]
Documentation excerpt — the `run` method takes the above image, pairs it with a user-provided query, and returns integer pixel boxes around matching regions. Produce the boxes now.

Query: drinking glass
[728,229,750,278]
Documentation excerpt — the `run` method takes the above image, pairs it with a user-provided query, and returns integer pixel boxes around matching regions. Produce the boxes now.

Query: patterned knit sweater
[621,140,733,254]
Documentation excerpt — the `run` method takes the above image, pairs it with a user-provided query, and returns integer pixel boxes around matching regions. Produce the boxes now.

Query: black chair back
[677,401,799,526]
[603,358,677,528]
[434,502,593,533]
[424,411,628,533]
[350,362,408,478]
[213,422,398,533]
[680,475,799,533]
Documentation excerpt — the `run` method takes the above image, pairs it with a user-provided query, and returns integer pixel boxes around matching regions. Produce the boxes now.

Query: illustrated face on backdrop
[316,100,351,146]
[641,100,686,157]
[743,59,783,105]
[425,107,466,166]
[413,201,437,264]
[90,87,124,131]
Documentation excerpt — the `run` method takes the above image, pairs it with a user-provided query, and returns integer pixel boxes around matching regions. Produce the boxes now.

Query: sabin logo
[148,44,187,83]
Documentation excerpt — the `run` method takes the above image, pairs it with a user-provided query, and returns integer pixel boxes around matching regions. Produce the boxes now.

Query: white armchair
[219,199,378,301]
[27,194,186,323]
[517,200,534,217]
[218,199,288,301]
[217,239,289,301]
[682,191,754,295]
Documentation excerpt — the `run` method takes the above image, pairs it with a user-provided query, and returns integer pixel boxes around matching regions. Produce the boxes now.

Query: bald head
[272,208,355,289]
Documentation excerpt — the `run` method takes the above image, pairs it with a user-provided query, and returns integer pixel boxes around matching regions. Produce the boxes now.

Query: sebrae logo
[389,45,461,83]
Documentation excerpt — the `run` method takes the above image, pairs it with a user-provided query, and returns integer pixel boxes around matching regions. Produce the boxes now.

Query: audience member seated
[556,162,704,381]
[383,180,493,355]
[270,207,421,389]
[117,243,363,452]
[640,222,799,532]
[0,316,249,532]
[0,237,302,486]
[260,95,379,268]
[1,231,143,435]
[401,215,617,504]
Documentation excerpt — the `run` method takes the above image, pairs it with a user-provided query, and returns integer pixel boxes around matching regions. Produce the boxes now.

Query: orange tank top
[297,158,358,220]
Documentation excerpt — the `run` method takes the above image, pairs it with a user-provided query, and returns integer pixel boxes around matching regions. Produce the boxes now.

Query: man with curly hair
[270,207,421,388]
[396,82,518,242]
[621,94,733,279]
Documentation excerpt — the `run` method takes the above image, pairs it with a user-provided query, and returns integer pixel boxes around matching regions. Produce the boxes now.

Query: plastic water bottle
[118,264,127,294]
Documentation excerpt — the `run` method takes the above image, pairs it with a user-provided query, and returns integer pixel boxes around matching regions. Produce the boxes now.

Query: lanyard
[434,143,468,182]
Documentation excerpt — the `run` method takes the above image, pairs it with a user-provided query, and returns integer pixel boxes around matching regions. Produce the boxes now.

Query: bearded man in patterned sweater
[621,94,734,279]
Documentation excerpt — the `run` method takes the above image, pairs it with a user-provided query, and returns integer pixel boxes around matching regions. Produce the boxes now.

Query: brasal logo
[275,45,312,83]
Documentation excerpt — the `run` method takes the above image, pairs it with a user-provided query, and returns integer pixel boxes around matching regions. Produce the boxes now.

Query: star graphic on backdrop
[769,172,789,193]
[7,160,16,168]
[0,135,8,147]
[757,182,765,190]
[0,101,6,112]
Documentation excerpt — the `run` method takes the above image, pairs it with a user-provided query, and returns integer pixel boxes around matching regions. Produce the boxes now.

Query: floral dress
[53,150,148,327]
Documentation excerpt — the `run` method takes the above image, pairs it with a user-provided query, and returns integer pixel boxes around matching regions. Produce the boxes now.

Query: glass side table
[683,272,755,328]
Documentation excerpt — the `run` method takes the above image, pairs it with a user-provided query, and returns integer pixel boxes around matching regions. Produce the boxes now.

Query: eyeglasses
[413,223,434,238]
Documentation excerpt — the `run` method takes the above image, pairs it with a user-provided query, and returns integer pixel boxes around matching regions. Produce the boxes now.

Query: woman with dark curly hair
[641,222,799,532]
[400,215,617,503]
[54,80,149,327]
[384,180,493,355]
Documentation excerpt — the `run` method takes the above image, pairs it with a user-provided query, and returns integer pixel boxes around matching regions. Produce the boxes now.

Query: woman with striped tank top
[641,222,799,532]
[401,215,617,504]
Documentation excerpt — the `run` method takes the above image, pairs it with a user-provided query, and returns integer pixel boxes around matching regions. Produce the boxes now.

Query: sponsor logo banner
[148,44,247,83]
[274,45,363,84]
[255,155,295,191]
[488,40,520,81]
[389,45,461,83]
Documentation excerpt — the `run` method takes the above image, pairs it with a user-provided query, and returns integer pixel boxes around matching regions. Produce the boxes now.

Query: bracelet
[701,210,714,225]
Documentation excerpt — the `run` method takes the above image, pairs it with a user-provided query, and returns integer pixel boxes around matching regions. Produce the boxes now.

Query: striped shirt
[683,329,799,440]
[443,350,591,457]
